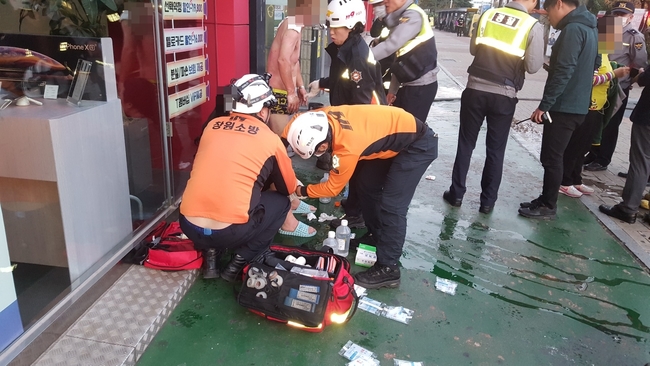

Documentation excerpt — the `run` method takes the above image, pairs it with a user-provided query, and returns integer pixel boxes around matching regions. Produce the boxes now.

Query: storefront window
[0,0,203,355]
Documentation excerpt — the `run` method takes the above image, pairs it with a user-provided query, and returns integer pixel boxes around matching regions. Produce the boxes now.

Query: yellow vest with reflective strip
[396,4,434,58]
[591,54,612,110]
[476,7,537,58]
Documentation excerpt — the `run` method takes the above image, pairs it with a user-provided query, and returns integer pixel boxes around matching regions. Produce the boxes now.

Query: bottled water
[322,231,338,252]
[335,219,351,256]
[319,173,331,204]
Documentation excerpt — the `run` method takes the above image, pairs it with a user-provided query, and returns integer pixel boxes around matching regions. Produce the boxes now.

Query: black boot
[201,248,220,279]
[354,263,400,289]
[221,254,247,282]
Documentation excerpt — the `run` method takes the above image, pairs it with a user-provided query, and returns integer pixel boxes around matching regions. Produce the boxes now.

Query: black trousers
[179,191,290,261]
[540,111,586,208]
[356,127,438,266]
[592,88,630,166]
[449,88,517,207]
[562,109,602,186]
[394,81,438,123]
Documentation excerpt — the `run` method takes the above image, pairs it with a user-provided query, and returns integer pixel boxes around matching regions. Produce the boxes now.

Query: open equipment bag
[237,244,358,332]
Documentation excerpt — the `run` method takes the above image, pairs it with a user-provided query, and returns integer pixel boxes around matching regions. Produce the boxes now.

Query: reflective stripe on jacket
[475,7,537,58]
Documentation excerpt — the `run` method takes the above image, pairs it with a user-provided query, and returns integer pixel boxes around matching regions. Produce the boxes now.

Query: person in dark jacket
[518,0,597,219]
[307,0,387,230]
[307,0,386,107]
[599,69,649,224]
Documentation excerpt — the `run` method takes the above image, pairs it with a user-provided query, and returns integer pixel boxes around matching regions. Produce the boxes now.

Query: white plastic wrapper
[306,212,317,221]
[339,341,377,361]
[354,284,368,298]
[358,297,385,316]
[359,297,415,324]
[394,359,425,366]
[435,277,458,295]
[318,212,338,222]
[384,306,414,324]
[347,356,381,366]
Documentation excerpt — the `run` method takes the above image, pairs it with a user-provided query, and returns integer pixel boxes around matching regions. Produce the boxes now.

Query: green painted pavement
[138,100,650,366]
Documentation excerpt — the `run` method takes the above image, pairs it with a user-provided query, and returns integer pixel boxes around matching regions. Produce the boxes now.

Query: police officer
[283,105,438,289]
[443,0,544,214]
[368,0,394,95]
[584,1,647,172]
[307,0,386,107]
[307,0,387,229]
[180,74,298,281]
[370,0,439,123]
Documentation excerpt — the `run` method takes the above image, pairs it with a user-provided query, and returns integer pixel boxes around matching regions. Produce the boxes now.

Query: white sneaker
[559,185,582,198]
[574,184,594,195]
[286,145,295,158]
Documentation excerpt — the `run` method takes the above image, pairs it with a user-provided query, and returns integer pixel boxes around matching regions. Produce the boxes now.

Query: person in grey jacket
[519,0,597,219]
[599,68,649,224]
[370,0,438,122]
[443,0,544,214]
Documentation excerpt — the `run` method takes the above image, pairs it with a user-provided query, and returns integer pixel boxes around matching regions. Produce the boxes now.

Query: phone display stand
[67,59,93,106]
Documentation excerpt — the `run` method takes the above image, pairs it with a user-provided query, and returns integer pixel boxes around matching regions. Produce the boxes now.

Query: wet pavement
[137,32,650,365]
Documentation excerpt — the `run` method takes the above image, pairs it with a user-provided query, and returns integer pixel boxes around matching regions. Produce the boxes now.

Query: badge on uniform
[399,17,409,23]
[635,42,644,50]
[350,70,362,84]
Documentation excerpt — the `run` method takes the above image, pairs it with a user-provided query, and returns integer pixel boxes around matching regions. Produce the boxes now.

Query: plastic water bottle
[319,173,331,204]
[322,231,338,252]
[335,219,351,256]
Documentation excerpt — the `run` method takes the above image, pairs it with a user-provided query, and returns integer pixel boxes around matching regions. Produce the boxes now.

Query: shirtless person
[267,0,324,135]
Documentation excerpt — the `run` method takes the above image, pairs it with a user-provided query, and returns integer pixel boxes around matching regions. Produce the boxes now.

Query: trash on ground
[425,175,436,181]
[306,212,317,221]
[355,244,377,267]
[358,297,414,324]
[347,356,381,366]
[318,212,338,222]
[339,340,378,362]
[394,359,425,366]
[354,284,367,297]
[435,277,458,295]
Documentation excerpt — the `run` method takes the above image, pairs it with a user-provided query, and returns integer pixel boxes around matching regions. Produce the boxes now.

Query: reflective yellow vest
[476,7,537,58]
[396,4,434,58]
[591,54,612,111]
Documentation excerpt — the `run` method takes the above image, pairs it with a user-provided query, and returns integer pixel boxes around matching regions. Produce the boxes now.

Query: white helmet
[231,73,277,114]
[327,0,366,29]
[286,111,330,159]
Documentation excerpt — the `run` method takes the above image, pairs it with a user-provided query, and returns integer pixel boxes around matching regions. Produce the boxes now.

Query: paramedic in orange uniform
[283,105,438,289]
[180,74,297,282]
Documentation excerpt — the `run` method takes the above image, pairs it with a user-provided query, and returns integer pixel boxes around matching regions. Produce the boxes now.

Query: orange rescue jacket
[283,105,427,198]
[181,113,297,224]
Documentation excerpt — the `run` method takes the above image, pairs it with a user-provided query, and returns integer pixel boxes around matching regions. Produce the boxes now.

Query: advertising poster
[0,34,110,101]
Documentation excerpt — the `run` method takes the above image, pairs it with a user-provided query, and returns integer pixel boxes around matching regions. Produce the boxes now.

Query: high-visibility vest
[591,54,612,111]
[476,7,537,58]
[467,6,537,90]
[390,3,438,83]
[396,4,434,58]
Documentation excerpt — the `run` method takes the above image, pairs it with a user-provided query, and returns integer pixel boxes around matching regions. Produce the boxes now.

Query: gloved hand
[306,80,320,98]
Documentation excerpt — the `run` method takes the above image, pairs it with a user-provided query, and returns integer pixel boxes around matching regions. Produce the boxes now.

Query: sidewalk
[25,31,650,366]
[134,32,650,365]
[433,30,650,269]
